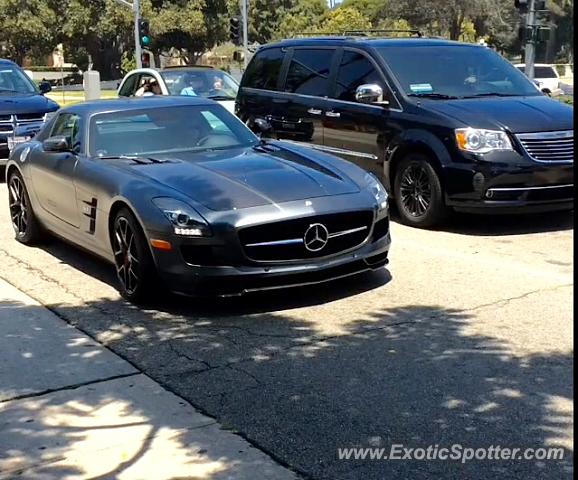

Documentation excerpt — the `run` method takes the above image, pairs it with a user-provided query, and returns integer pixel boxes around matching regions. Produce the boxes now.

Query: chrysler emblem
[304,223,329,252]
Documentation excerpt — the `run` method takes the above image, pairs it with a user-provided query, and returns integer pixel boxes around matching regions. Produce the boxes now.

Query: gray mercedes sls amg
[5,96,391,302]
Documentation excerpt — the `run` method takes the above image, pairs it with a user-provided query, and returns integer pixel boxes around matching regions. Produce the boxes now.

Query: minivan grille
[238,211,374,262]
[516,130,573,163]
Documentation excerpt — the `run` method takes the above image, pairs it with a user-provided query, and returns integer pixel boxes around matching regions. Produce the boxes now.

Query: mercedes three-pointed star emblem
[304,223,329,252]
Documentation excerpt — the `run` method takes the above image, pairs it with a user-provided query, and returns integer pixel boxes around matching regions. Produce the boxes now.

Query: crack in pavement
[0,372,140,404]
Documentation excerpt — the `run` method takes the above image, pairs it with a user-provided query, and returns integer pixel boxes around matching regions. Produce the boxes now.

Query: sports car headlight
[152,197,211,237]
[365,173,389,211]
[455,128,513,154]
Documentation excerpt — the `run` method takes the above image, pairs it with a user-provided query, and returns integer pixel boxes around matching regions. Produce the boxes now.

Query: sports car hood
[129,146,361,211]
[423,95,573,133]
[0,92,59,115]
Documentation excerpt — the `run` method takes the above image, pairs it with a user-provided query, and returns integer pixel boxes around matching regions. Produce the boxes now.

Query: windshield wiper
[97,155,168,164]
[207,94,236,101]
[462,92,520,98]
[408,93,460,100]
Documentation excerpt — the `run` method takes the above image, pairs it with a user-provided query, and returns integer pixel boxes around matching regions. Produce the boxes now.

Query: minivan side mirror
[43,135,71,152]
[355,84,389,106]
[39,81,52,94]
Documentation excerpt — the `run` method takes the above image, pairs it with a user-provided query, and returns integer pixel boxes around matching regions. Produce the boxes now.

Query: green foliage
[0,0,58,63]
[120,51,137,75]
[319,6,372,34]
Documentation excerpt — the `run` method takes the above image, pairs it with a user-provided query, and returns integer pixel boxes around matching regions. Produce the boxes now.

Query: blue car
[1,59,59,170]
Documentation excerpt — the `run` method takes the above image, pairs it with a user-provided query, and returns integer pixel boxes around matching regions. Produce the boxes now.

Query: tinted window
[334,51,383,102]
[378,46,540,98]
[51,113,81,152]
[285,49,333,96]
[118,73,139,96]
[241,47,284,91]
[534,66,557,78]
[89,105,257,156]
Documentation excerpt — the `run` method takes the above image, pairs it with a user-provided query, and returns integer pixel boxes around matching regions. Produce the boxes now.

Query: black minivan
[236,36,573,228]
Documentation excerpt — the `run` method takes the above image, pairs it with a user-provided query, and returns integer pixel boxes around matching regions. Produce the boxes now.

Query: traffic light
[139,19,151,48]
[229,17,241,46]
[514,0,528,12]
[142,51,151,68]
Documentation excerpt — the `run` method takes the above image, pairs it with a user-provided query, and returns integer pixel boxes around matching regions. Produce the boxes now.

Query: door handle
[325,111,341,118]
[307,108,322,115]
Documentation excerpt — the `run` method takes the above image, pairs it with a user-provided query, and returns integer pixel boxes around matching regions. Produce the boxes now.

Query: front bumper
[444,150,574,214]
[151,221,391,296]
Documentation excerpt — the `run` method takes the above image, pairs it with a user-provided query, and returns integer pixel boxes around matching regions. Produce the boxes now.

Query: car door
[29,112,81,228]
[274,47,336,145]
[323,49,399,178]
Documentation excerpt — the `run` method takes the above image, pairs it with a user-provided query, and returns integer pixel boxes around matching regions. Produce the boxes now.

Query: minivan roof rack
[293,29,423,38]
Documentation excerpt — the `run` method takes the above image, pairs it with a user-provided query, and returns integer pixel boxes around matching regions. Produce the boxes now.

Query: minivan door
[323,49,398,178]
[275,48,337,146]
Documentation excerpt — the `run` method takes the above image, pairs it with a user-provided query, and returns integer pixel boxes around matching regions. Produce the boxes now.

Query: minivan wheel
[394,154,449,228]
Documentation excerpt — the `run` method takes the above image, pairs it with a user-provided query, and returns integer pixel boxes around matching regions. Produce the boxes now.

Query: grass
[558,95,573,105]
[46,90,118,106]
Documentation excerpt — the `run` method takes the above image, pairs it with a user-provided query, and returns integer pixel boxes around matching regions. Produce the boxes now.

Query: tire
[111,208,157,303]
[8,170,45,244]
[393,154,449,228]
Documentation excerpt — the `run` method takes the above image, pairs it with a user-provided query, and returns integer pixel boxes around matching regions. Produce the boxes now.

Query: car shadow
[389,205,573,236]
[41,235,392,316]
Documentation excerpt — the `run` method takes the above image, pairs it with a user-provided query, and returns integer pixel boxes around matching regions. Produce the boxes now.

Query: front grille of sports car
[238,210,374,262]
[516,130,573,163]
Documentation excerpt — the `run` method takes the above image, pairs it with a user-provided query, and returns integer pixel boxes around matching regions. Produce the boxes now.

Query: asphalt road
[0,183,573,480]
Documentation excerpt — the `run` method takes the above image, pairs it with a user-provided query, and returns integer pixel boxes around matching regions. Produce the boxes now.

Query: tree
[319,6,372,33]
[248,0,296,43]
[0,0,58,64]
[275,0,329,39]
[341,0,391,26]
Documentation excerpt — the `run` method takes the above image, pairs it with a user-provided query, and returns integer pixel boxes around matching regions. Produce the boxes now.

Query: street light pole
[524,0,536,80]
[134,0,142,69]
[241,0,248,69]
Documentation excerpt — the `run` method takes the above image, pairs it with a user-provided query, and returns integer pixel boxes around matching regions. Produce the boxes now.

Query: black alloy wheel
[8,171,43,244]
[111,208,156,303]
[399,163,432,218]
[394,154,449,228]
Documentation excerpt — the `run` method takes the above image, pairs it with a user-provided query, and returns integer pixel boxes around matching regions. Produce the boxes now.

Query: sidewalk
[0,278,297,480]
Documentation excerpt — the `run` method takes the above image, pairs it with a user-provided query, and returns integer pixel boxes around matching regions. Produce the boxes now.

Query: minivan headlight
[152,197,212,237]
[455,128,513,153]
[365,173,389,211]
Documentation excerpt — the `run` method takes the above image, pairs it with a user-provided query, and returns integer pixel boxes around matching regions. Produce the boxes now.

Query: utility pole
[524,0,536,80]
[112,0,142,68]
[241,0,249,69]
[133,0,142,69]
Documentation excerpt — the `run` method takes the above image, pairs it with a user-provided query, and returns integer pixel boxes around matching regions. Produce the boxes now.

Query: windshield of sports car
[160,69,239,100]
[377,45,541,98]
[0,66,38,94]
[89,105,258,157]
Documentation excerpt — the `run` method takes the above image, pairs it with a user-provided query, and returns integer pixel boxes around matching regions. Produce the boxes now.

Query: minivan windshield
[0,65,38,94]
[377,45,540,99]
[89,105,258,157]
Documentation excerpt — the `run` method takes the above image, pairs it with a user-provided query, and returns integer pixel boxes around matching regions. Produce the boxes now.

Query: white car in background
[117,66,239,114]
[514,63,563,96]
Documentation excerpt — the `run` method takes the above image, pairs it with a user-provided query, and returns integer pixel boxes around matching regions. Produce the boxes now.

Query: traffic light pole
[524,0,536,80]
[241,0,248,69]
[134,0,142,69]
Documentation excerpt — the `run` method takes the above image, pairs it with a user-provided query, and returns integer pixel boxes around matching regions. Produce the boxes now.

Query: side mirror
[39,81,52,94]
[43,136,70,152]
[252,117,273,137]
[355,84,389,106]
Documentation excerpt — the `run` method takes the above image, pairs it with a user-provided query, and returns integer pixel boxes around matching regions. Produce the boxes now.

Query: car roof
[59,95,216,115]
[0,58,17,66]
[261,37,474,50]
